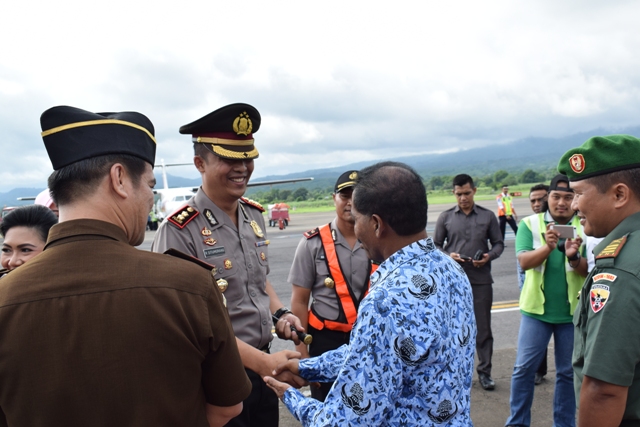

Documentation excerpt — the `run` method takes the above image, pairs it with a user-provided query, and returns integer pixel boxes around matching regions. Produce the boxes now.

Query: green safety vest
[519,213,585,315]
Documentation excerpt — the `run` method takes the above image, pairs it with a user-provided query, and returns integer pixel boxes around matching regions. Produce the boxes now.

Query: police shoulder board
[240,197,265,212]
[167,205,199,229]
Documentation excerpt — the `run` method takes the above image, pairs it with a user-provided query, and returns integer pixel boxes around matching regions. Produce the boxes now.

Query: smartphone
[459,255,472,261]
[550,224,577,239]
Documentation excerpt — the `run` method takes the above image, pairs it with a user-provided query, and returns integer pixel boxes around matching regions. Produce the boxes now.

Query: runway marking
[492,300,520,313]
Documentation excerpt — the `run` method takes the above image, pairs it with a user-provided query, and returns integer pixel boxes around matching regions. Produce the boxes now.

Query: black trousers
[307,324,351,402]
[224,368,278,427]
[472,284,493,377]
[499,215,518,240]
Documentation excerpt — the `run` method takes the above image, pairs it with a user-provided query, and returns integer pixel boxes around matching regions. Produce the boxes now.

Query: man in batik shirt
[264,162,476,426]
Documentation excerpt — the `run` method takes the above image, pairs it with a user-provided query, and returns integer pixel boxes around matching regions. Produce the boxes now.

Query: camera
[473,250,484,261]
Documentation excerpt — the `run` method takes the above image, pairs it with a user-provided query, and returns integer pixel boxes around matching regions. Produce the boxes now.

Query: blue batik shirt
[282,237,477,426]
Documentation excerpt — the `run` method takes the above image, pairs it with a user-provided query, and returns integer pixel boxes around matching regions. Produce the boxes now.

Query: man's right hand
[261,351,307,388]
[449,252,469,264]
[544,223,560,250]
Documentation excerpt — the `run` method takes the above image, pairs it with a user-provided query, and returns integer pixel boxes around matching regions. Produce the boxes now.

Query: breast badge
[260,252,267,261]
[216,278,229,293]
[250,220,264,238]
[201,227,212,236]
[324,277,335,289]
[224,259,233,270]
[203,238,217,246]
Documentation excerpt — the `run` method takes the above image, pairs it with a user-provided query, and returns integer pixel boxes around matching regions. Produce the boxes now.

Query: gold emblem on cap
[324,277,335,288]
[224,259,233,270]
[349,172,358,180]
[217,278,229,292]
[569,154,586,174]
[201,227,212,236]
[260,252,266,261]
[250,220,264,238]
[204,238,217,246]
[233,112,253,136]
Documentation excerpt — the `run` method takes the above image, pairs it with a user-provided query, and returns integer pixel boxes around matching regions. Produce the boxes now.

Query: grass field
[277,183,536,214]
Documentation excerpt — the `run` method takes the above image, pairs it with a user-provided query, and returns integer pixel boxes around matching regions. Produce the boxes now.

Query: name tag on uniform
[204,247,226,258]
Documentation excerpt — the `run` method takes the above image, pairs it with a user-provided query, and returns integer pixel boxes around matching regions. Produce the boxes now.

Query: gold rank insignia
[260,252,267,261]
[201,227,212,236]
[168,206,199,229]
[324,277,335,288]
[224,259,233,270]
[596,236,627,259]
[204,238,217,246]
[216,278,229,293]
[233,111,253,136]
[250,220,264,238]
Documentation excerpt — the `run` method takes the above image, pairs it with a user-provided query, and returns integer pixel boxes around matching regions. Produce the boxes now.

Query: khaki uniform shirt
[0,219,250,427]
[288,218,371,320]
[573,211,640,421]
[152,188,272,349]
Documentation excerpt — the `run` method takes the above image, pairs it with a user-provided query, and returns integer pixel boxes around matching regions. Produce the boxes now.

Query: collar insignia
[331,228,337,242]
[204,209,218,227]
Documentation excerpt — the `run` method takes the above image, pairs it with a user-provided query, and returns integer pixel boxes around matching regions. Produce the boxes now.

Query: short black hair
[586,168,640,200]
[48,154,148,206]
[529,184,549,194]
[452,174,474,189]
[0,205,58,242]
[194,143,212,160]
[353,161,427,236]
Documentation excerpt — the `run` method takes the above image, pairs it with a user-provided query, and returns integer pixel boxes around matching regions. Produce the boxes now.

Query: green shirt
[573,211,640,421]
[516,213,579,324]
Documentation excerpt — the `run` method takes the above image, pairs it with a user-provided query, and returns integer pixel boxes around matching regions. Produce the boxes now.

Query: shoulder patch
[167,205,199,229]
[596,235,627,260]
[240,197,265,212]
[304,227,320,239]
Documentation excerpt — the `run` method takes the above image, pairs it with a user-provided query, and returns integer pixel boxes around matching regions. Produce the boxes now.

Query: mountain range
[2,126,639,207]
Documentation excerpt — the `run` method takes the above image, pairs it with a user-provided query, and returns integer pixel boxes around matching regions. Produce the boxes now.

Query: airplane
[154,160,313,219]
[13,161,313,221]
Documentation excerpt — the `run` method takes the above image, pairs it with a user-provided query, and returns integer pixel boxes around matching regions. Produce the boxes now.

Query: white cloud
[1,0,640,190]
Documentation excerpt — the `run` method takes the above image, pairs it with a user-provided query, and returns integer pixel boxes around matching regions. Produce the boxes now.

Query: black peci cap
[40,106,156,170]
[334,170,359,193]
[180,103,261,160]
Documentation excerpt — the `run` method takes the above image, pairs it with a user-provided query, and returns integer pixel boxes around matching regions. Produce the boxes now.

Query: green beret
[558,134,640,181]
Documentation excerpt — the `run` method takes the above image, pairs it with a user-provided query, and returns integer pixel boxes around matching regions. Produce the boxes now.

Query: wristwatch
[272,307,292,326]
[568,252,581,267]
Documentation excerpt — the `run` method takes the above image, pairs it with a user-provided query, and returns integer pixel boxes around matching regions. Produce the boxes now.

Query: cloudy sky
[1,0,639,192]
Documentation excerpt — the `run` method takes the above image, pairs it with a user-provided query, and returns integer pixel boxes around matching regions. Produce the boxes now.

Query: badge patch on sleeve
[590,284,610,313]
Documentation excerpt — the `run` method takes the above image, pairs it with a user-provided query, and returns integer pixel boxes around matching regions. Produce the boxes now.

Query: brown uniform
[0,219,250,427]
[151,188,272,349]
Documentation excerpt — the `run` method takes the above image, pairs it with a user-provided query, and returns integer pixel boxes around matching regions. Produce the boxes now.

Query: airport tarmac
[135,196,563,427]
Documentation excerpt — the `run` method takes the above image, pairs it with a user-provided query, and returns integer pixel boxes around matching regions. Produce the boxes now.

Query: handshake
[262,352,305,399]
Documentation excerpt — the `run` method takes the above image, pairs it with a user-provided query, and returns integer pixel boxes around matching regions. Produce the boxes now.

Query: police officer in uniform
[0,106,250,426]
[288,170,376,401]
[559,134,640,427]
[151,103,305,427]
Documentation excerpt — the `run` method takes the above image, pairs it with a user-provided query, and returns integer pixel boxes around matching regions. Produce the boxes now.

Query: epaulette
[164,248,215,272]
[596,235,628,260]
[304,227,320,239]
[240,197,265,212]
[167,205,199,229]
